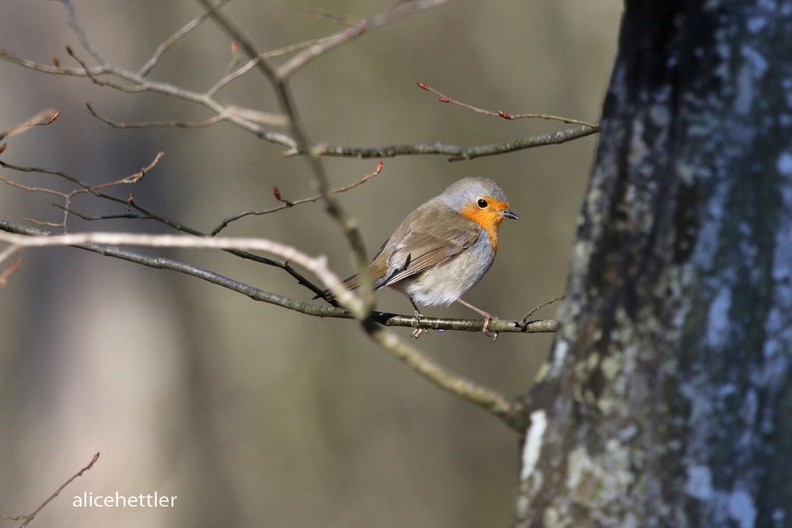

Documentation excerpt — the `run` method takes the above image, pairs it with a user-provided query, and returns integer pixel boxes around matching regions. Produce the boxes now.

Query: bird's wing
[376,208,481,289]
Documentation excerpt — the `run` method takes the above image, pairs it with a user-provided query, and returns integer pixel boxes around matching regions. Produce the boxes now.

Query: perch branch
[0,221,558,338]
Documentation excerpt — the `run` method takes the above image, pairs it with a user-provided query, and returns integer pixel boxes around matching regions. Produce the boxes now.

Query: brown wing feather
[376,210,480,288]
[328,201,480,297]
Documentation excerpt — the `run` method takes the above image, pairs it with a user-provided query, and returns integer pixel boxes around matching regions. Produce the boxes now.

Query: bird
[324,177,518,338]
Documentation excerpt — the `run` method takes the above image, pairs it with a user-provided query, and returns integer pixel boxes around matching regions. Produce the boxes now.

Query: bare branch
[367,0,455,29]
[139,0,233,77]
[0,152,165,229]
[379,312,558,335]
[0,221,558,336]
[0,47,296,146]
[0,221,550,429]
[3,120,550,326]
[202,0,451,96]
[194,0,377,318]
[0,0,571,434]
[210,159,383,235]
[195,0,278,83]
[274,1,455,81]
[207,31,355,97]
[86,103,226,129]
[0,173,69,200]
[224,105,287,127]
[0,49,103,76]
[0,227,363,310]
[521,291,567,324]
[0,257,21,286]
[0,2,596,164]
[302,124,600,162]
[0,155,333,294]
[291,6,362,25]
[363,320,528,430]
[123,156,159,183]
[59,0,106,64]
[416,81,600,128]
[0,452,100,526]
[275,21,367,80]
[93,151,164,188]
[0,109,60,141]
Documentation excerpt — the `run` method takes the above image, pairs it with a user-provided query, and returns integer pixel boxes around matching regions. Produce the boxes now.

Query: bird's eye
[477,198,488,209]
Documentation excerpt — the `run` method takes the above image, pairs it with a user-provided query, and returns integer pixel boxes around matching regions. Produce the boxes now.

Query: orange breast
[460,198,509,253]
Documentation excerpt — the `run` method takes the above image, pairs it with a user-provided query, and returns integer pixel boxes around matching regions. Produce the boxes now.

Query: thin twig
[0,169,76,230]
[0,156,328,292]
[0,45,295,144]
[366,0,454,30]
[520,291,567,325]
[86,104,225,129]
[74,40,297,145]
[0,50,103,76]
[139,0,232,77]
[416,81,600,128]
[0,452,100,526]
[201,0,450,97]
[275,21,367,80]
[0,257,21,286]
[208,34,356,97]
[210,159,383,235]
[59,0,106,64]
[0,173,70,199]
[93,151,164,188]
[290,6,361,26]
[0,109,60,141]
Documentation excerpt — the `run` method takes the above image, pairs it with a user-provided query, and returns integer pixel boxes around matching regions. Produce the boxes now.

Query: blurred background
[0,1,621,526]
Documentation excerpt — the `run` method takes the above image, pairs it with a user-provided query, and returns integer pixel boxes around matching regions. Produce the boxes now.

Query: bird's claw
[411,311,427,339]
[483,317,499,342]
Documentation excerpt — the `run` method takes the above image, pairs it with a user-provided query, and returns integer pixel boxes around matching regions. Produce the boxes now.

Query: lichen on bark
[516,2,792,527]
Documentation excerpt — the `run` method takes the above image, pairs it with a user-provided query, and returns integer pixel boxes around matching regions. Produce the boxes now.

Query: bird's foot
[411,310,428,339]
[483,316,499,342]
[455,298,499,341]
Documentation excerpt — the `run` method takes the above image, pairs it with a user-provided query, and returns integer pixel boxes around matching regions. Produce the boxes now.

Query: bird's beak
[501,209,519,220]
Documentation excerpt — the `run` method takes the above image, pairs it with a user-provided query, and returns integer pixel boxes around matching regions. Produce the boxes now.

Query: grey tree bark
[516,1,792,527]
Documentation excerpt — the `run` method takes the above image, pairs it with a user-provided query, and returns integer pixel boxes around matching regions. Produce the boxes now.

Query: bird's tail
[313,273,361,303]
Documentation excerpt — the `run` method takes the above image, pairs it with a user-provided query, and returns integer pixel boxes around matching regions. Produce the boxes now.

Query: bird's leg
[456,298,498,341]
[409,299,428,339]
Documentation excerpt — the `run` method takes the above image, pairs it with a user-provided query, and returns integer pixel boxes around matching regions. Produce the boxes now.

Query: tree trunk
[516,1,792,526]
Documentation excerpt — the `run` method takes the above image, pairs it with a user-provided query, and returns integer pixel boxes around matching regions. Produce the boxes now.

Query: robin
[324,177,518,338]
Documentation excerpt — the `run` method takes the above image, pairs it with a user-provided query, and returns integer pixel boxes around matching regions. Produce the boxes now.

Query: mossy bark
[516,1,792,526]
